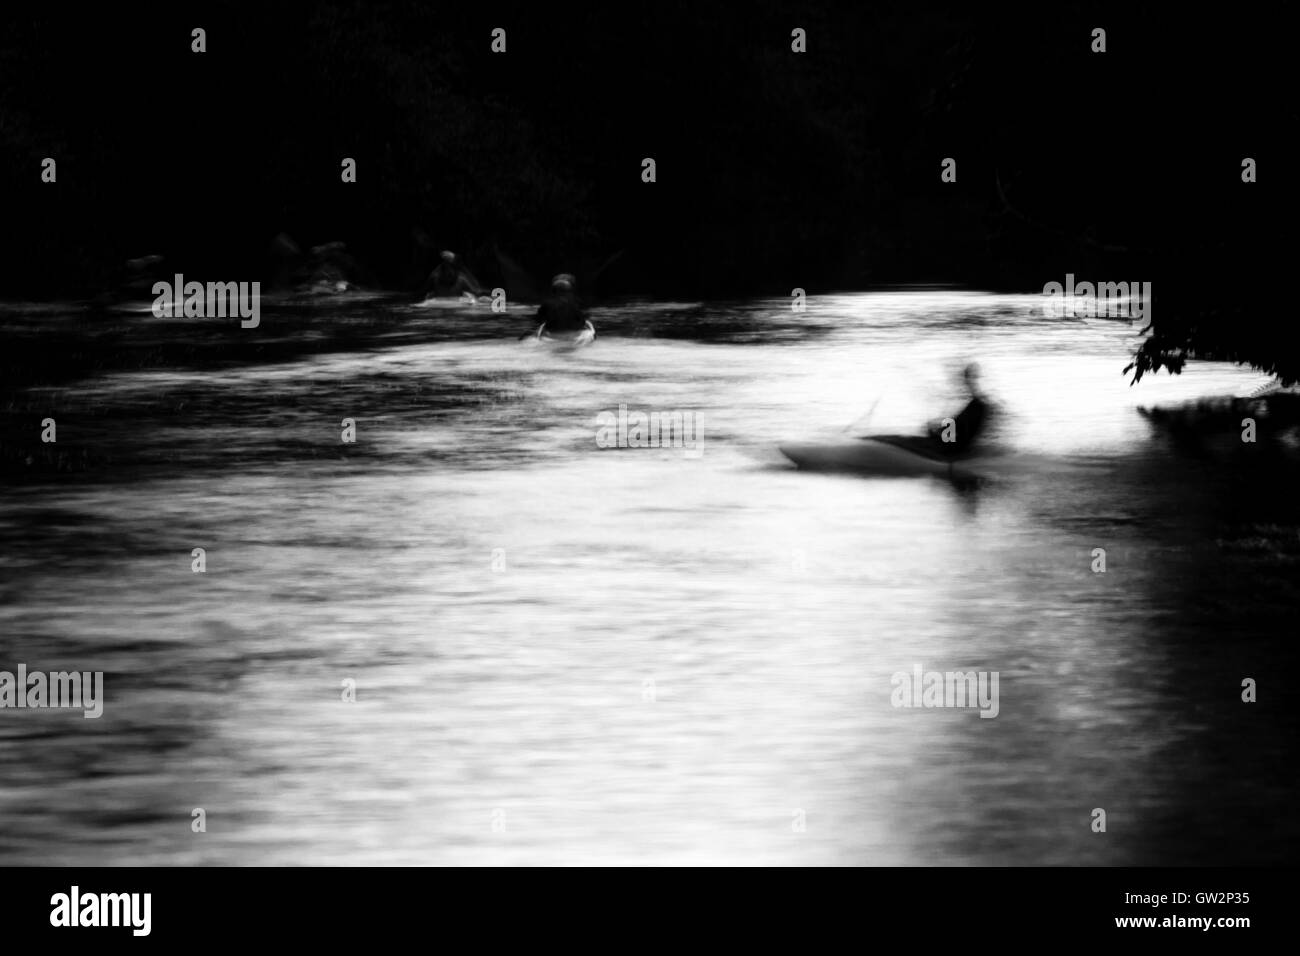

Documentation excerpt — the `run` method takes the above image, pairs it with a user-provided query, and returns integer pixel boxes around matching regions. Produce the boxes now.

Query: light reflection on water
[0,292,1293,865]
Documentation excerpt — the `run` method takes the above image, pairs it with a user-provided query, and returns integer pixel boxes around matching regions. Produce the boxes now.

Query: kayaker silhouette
[423,250,484,299]
[874,363,994,460]
[929,363,991,455]
[531,273,595,342]
[780,364,997,479]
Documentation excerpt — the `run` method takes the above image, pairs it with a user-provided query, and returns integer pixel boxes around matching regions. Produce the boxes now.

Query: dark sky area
[0,2,1287,332]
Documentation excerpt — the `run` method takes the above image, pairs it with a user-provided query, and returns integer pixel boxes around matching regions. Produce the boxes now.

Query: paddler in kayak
[422,250,484,299]
[529,273,595,342]
[928,362,992,456]
[873,363,994,460]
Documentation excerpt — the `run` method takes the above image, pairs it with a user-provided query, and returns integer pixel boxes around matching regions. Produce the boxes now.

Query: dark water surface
[1,291,1296,864]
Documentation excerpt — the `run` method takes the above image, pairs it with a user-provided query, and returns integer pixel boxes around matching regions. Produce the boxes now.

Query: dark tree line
[1,3,1289,380]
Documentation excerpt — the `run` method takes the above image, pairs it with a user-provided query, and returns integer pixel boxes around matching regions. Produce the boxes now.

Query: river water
[1,290,1295,865]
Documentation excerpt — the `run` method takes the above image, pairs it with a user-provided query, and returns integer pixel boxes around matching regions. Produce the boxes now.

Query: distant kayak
[779,435,984,479]
[413,297,463,308]
[414,291,493,308]
[524,320,595,350]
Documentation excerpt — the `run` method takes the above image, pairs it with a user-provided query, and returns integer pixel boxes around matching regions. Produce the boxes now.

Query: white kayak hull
[780,438,981,479]
[525,321,595,349]
[414,293,490,308]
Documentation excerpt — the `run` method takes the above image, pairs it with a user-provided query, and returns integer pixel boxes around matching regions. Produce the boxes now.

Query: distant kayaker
[927,363,992,456]
[534,274,591,335]
[424,250,484,298]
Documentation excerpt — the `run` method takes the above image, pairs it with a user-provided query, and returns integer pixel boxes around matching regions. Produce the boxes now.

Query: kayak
[779,436,983,480]
[525,320,595,349]
[414,292,490,307]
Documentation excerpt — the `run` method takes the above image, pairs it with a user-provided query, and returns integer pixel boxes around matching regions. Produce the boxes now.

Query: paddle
[843,395,882,436]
